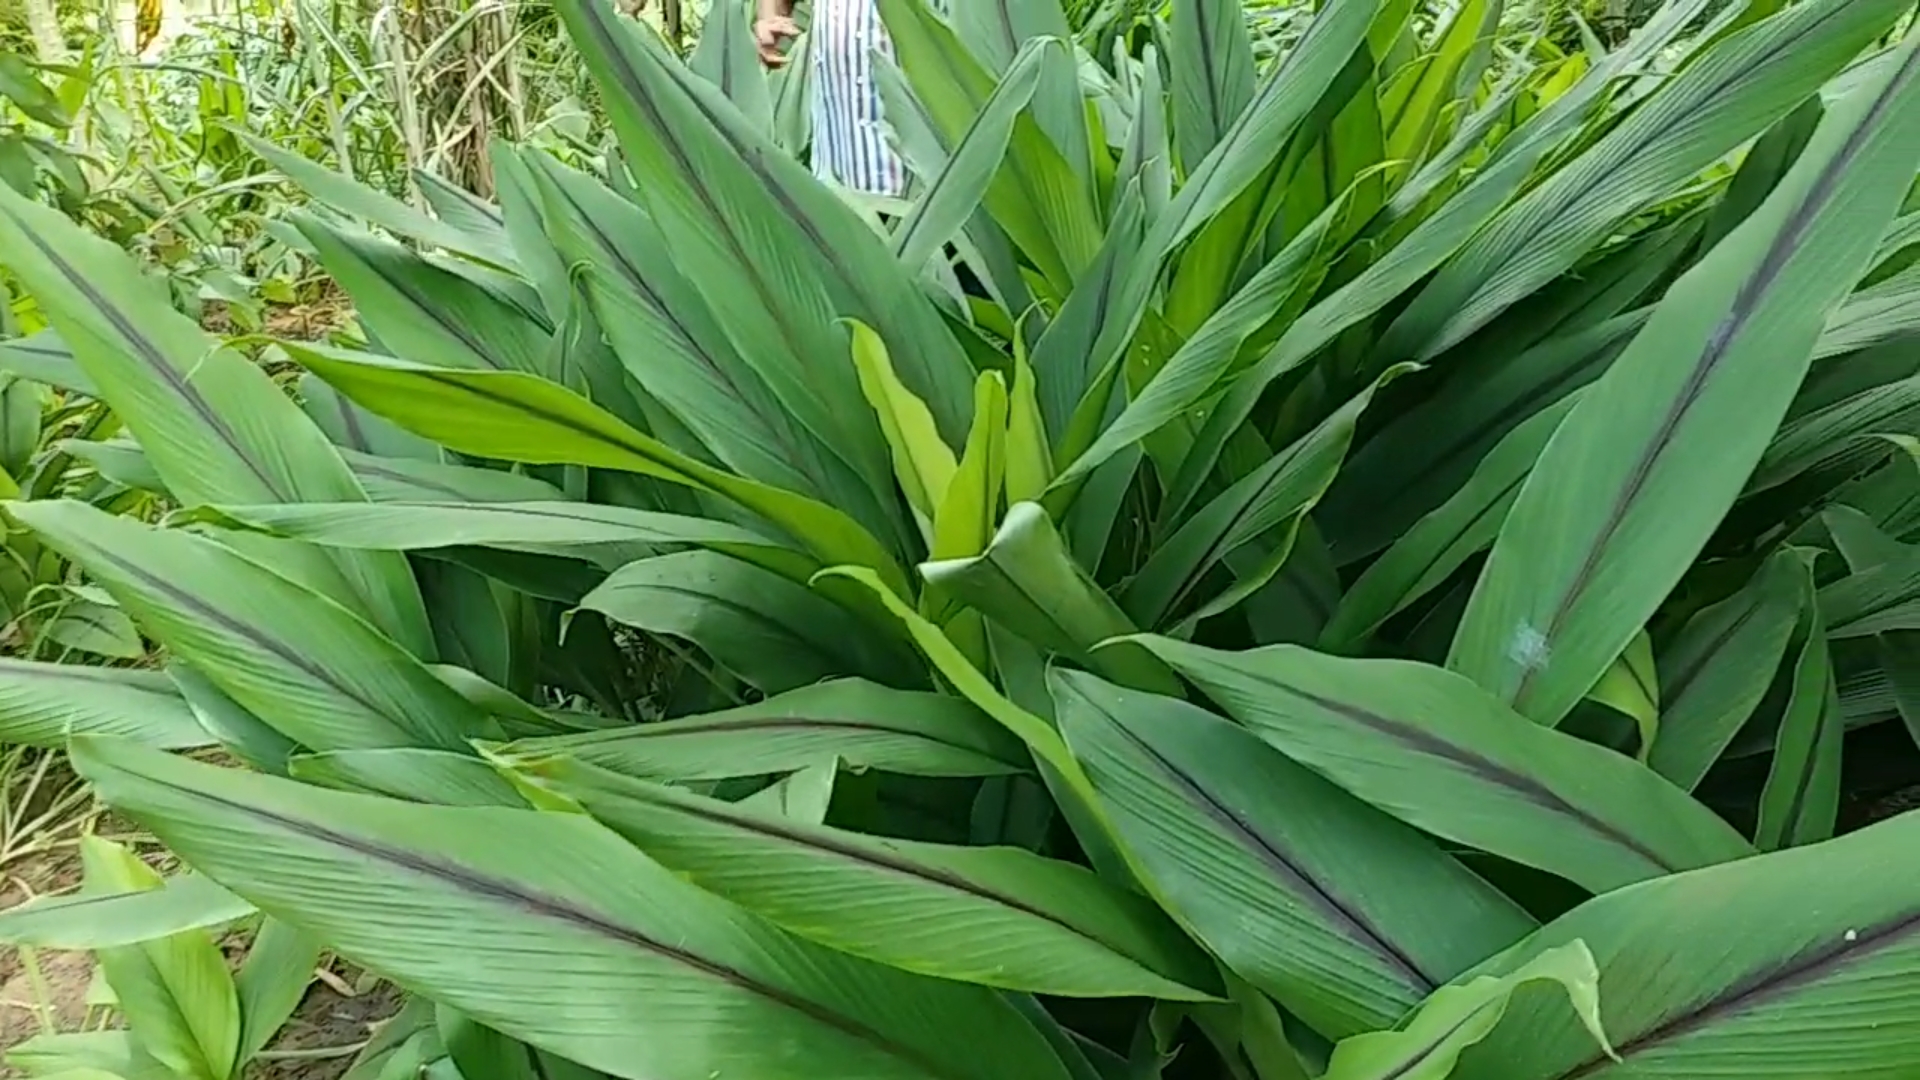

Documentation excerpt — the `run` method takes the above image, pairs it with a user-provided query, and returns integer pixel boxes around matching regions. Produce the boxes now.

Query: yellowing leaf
[849,320,957,526]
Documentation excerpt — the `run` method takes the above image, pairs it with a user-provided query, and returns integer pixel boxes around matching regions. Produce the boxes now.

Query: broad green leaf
[0,185,432,658]
[1754,588,1842,851]
[1753,361,1920,494]
[1169,0,1257,173]
[1030,185,1152,444]
[1132,637,1755,892]
[1138,0,1726,523]
[1382,0,1911,359]
[1585,630,1658,761]
[1697,96,1825,256]
[1649,549,1806,790]
[498,678,1028,781]
[1821,260,1920,358]
[282,346,911,598]
[291,213,551,375]
[439,1008,541,1080]
[299,374,442,462]
[1054,671,1535,1040]
[1818,531,1920,638]
[820,566,1081,782]
[1148,0,1379,256]
[60,438,170,497]
[44,598,144,660]
[850,320,957,524]
[73,737,1074,1080]
[1005,349,1050,505]
[0,658,209,749]
[823,566,1128,880]
[1322,306,1648,565]
[5,1031,173,1080]
[1322,942,1612,1080]
[1113,43,1172,223]
[414,171,509,251]
[944,0,1086,191]
[1450,808,1920,1078]
[1323,396,1578,650]
[922,502,1179,694]
[0,874,252,949]
[168,662,299,776]
[1448,30,1920,726]
[0,53,68,126]
[10,500,487,754]
[737,760,837,824]
[523,755,1217,1001]
[81,836,240,1080]
[579,550,915,693]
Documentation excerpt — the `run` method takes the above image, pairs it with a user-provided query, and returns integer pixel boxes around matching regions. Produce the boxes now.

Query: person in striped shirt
[754,0,909,198]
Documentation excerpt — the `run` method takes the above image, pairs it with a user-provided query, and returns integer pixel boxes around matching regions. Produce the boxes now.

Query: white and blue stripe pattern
[808,0,927,198]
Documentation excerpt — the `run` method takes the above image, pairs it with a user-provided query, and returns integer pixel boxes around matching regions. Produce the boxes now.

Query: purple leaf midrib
[1104,706,1438,994]
[86,541,433,748]
[130,769,967,1080]
[1248,673,1677,876]
[1514,10,1920,711]
[9,213,288,501]
[1557,906,1920,1079]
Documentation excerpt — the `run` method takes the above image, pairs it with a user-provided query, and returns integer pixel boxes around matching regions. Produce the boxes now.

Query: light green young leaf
[80,836,239,1080]
[233,919,323,1064]
[0,874,253,950]
[1322,941,1612,1080]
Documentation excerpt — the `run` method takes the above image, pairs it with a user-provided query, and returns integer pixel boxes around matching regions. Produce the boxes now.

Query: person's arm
[755,0,798,67]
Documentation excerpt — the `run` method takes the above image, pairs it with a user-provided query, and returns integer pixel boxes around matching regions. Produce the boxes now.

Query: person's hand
[754,15,799,67]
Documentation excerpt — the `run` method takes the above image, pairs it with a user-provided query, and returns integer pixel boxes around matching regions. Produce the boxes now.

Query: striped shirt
[808,0,922,197]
